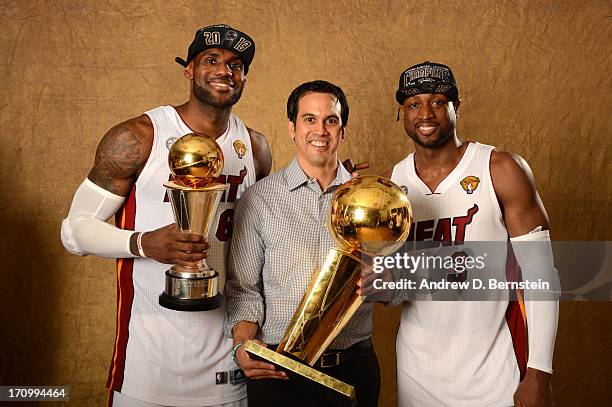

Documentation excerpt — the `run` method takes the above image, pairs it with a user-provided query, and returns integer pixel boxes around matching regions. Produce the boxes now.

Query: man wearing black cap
[60,24,271,407]
[389,62,558,406]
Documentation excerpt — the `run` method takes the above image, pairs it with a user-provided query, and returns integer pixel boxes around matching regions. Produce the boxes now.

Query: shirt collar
[284,157,352,191]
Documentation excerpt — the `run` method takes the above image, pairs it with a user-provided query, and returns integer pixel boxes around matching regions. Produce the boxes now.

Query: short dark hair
[287,80,349,128]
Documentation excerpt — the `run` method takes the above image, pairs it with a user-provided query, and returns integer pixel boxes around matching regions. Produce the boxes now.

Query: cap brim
[175,57,188,67]
[396,84,458,104]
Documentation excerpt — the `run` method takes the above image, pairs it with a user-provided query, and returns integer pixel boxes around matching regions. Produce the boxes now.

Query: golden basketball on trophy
[168,134,224,187]
[244,175,412,405]
[159,133,228,312]
[327,175,412,256]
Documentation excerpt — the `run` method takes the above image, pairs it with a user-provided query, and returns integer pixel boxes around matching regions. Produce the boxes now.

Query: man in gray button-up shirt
[224,81,379,407]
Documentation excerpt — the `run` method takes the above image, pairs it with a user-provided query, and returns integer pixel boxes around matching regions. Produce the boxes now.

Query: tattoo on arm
[88,125,145,195]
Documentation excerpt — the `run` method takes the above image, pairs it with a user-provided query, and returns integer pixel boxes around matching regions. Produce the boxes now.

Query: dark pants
[247,344,380,407]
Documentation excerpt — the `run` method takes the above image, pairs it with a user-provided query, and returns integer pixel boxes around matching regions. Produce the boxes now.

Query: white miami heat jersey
[391,142,527,407]
[107,106,256,406]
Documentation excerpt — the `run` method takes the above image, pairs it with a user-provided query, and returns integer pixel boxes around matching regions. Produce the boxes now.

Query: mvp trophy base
[244,341,356,407]
[158,292,222,312]
[159,269,222,312]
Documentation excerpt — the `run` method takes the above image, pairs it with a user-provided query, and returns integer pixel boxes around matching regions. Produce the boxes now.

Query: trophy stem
[277,248,367,365]
[197,258,216,276]
[158,182,228,312]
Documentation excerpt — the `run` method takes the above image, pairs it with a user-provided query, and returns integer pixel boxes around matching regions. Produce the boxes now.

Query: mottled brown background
[1,0,611,406]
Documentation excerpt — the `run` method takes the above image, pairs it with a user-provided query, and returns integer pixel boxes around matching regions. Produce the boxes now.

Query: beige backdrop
[1,1,611,406]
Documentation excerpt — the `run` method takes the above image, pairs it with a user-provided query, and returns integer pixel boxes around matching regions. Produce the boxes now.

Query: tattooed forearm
[88,124,147,195]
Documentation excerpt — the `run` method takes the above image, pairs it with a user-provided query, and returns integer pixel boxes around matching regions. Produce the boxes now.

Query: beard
[406,125,455,149]
[193,81,243,108]
[414,130,454,148]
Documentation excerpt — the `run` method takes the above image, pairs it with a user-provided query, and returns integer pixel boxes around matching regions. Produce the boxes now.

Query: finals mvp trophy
[244,175,412,405]
[158,133,228,312]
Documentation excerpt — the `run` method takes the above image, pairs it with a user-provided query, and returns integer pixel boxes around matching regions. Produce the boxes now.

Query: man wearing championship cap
[61,25,271,407]
[389,62,558,406]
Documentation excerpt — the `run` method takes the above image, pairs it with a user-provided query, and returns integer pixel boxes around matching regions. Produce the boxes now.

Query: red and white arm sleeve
[61,178,137,258]
[510,229,559,374]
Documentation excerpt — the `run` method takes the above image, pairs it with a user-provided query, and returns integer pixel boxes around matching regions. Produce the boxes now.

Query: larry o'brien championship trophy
[158,133,228,312]
[244,175,412,405]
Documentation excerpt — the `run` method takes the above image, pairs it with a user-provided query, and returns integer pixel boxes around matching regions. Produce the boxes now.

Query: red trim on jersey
[505,243,528,380]
[106,185,136,404]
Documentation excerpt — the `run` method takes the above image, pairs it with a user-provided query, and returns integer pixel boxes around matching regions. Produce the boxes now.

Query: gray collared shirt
[224,157,373,349]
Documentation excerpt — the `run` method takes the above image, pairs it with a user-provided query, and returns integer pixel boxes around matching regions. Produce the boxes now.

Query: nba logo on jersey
[215,371,228,384]
[460,176,480,194]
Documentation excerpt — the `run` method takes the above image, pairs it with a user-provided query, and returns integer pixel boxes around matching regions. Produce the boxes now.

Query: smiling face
[289,91,345,172]
[401,93,460,149]
[185,48,246,108]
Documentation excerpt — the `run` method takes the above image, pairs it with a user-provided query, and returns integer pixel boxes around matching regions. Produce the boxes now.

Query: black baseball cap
[175,24,255,74]
[395,61,459,104]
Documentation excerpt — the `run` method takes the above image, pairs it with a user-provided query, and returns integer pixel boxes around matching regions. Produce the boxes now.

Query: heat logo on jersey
[233,140,246,159]
[460,176,480,194]
[163,167,248,241]
[408,204,479,244]
[213,167,248,241]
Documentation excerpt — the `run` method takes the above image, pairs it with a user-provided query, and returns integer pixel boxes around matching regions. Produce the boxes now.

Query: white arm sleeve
[61,178,137,258]
[510,229,559,374]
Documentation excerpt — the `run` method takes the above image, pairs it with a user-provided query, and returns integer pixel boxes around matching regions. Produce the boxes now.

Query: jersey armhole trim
[138,110,162,187]
[486,147,505,226]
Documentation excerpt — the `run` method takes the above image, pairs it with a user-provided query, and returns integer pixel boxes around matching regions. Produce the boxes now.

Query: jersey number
[215,209,234,241]
[447,250,469,283]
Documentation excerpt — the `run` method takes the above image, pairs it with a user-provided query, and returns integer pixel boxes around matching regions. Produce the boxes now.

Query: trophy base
[159,268,221,312]
[244,341,356,407]
[158,292,223,311]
